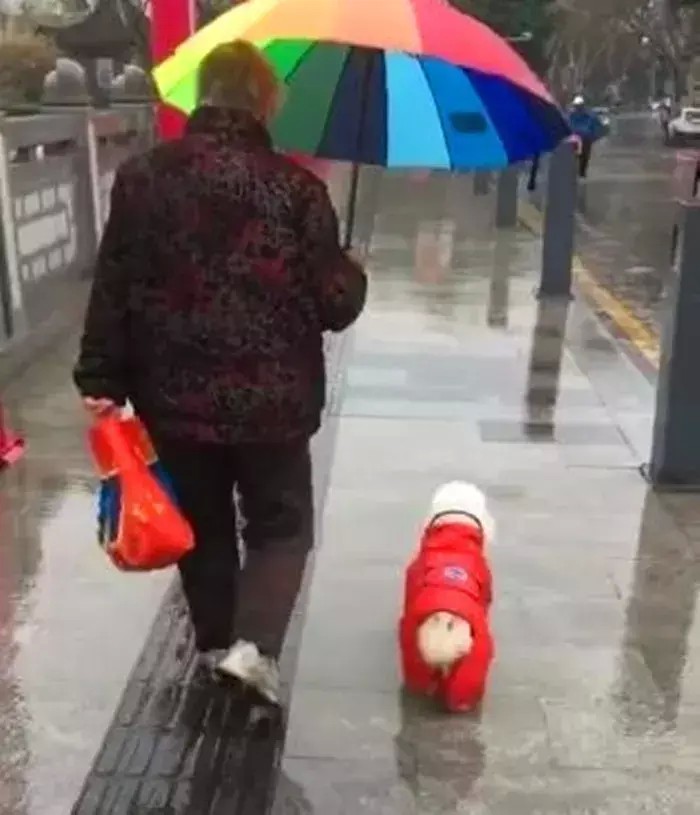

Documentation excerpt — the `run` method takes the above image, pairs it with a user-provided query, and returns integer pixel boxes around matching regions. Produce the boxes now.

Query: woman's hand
[83,397,119,419]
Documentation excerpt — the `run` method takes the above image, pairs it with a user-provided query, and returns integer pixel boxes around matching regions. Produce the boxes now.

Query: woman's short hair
[198,40,280,119]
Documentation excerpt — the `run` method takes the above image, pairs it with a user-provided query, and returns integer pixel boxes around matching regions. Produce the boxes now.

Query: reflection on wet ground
[0,337,171,814]
[272,172,700,813]
[525,297,570,437]
[2,167,700,814]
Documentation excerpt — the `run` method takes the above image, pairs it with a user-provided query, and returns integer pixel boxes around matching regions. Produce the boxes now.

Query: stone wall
[0,106,153,346]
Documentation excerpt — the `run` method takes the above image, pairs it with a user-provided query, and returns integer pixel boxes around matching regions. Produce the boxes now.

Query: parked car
[668,108,700,146]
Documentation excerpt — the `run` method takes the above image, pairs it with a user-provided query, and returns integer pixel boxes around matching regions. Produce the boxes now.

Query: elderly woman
[74,41,367,704]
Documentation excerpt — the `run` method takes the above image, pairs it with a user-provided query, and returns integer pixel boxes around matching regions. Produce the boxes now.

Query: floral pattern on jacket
[74,107,367,444]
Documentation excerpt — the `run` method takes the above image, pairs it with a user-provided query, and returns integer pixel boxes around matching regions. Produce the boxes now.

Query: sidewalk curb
[518,200,660,369]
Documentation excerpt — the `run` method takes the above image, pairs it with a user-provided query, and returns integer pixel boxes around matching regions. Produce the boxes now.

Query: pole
[538,139,577,298]
[473,171,491,196]
[648,203,700,489]
[343,162,361,251]
[343,51,374,250]
[151,0,194,141]
[488,233,515,328]
[0,208,11,341]
[495,166,519,228]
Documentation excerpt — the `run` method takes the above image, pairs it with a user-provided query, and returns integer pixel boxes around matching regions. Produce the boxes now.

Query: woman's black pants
[154,436,313,656]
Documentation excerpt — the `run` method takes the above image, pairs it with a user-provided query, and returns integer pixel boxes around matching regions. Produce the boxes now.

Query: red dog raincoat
[400,521,494,711]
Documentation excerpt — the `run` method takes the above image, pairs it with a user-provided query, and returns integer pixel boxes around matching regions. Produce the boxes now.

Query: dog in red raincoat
[400,482,494,712]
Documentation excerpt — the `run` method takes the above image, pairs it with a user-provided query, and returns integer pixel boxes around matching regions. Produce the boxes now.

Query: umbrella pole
[343,162,361,251]
[342,51,374,251]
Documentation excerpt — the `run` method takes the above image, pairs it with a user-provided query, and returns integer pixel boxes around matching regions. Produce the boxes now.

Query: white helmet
[573,95,585,106]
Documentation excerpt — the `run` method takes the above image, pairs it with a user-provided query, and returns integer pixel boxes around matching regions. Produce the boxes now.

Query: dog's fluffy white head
[427,481,494,545]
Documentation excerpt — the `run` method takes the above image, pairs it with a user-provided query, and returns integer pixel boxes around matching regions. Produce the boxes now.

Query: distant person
[658,97,673,143]
[568,95,605,179]
[74,41,367,705]
[527,154,540,192]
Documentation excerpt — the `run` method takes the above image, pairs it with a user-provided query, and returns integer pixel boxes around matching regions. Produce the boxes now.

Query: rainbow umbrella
[153,0,570,242]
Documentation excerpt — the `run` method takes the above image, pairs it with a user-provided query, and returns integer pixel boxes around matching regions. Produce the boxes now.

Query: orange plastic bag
[89,416,195,571]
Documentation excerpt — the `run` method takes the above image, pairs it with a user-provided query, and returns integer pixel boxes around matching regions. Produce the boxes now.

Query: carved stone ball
[43,57,90,104]
[111,64,155,101]
[21,0,96,29]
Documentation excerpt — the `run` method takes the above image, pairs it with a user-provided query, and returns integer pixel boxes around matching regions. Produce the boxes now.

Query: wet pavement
[272,172,700,813]
[0,327,172,814]
[561,112,679,337]
[2,168,700,813]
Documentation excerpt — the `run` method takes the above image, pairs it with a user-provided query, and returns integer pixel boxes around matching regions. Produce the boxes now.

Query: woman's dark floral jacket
[74,107,367,445]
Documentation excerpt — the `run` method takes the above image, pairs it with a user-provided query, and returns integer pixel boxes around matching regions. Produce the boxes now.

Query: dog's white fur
[416,482,494,674]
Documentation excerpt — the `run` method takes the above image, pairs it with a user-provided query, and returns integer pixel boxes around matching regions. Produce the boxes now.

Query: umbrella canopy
[153,0,570,170]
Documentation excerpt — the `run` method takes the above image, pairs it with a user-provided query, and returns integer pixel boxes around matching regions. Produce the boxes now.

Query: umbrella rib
[282,41,317,84]
[314,45,353,156]
[415,56,452,171]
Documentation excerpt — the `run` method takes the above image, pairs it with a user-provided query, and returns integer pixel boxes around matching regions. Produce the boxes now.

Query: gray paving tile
[284,687,551,768]
[542,697,700,777]
[273,759,700,815]
[479,419,626,446]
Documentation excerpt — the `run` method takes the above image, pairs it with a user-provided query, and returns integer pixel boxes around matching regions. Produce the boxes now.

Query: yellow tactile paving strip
[519,200,661,370]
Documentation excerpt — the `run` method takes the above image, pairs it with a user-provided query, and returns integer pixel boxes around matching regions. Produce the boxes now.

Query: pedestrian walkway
[0,328,171,814]
[271,172,700,814]
[1,169,700,814]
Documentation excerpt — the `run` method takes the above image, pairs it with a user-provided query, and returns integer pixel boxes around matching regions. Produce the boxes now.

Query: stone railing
[0,106,153,347]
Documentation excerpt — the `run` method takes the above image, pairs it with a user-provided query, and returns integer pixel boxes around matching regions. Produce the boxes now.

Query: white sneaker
[251,654,281,706]
[216,640,263,686]
[215,640,281,705]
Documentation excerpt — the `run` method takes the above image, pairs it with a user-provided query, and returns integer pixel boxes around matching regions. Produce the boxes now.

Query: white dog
[401,482,495,710]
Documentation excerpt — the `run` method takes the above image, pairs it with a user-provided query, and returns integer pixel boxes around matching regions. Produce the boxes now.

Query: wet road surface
[571,113,681,336]
[2,168,700,813]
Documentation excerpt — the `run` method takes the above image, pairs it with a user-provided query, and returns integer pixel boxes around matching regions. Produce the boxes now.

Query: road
[573,112,681,338]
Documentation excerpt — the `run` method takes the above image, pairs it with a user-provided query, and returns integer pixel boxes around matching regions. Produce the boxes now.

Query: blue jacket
[569,108,605,141]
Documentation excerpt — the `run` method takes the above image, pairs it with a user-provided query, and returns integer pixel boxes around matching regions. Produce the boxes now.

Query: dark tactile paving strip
[71,334,350,815]
[71,572,293,814]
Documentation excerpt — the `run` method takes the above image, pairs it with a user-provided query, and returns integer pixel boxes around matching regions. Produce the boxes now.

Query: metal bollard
[473,170,491,196]
[0,227,10,341]
[0,126,23,341]
[353,165,382,254]
[495,166,519,228]
[648,203,700,489]
[538,140,578,298]
[488,233,516,328]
